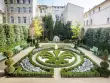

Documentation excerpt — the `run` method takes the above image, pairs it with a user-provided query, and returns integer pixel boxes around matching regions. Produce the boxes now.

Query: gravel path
[78,47,110,70]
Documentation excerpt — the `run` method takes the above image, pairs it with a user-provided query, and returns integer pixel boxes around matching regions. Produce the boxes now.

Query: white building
[38,5,65,22]
[84,0,110,28]
[62,3,84,26]
[0,0,5,23]
[4,0,38,26]
[38,3,84,25]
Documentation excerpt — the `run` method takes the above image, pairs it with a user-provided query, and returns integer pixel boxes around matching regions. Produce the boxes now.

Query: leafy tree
[71,23,81,39]
[32,18,43,43]
[42,15,54,41]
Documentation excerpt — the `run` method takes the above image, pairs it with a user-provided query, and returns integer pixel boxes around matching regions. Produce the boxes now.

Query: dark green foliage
[54,21,73,40]
[5,66,15,74]
[100,61,109,69]
[0,24,6,51]
[35,43,39,48]
[84,28,110,52]
[5,58,14,66]
[42,15,54,41]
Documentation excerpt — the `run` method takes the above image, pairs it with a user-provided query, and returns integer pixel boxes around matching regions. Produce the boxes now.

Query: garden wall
[83,28,110,52]
[0,24,29,52]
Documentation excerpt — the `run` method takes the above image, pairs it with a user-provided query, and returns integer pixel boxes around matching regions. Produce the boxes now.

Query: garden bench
[90,46,98,52]
[0,52,6,61]
[90,46,98,55]
[14,45,23,52]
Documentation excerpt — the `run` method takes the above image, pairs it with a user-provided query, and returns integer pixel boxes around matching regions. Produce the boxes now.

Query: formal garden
[0,15,110,78]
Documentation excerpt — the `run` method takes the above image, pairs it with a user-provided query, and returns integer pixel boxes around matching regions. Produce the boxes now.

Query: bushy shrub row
[8,71,53,77]
[84,28,110,52]
[0,24,29,52]
[61,71,100,77]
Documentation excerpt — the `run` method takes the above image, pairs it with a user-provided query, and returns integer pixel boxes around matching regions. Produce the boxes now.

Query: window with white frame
[107,18,110,23]
[17,7,20,13]
[23,0,26,4]
[29,7,32,13]
[17,0,20,3]
[18,17,21,23]
[23,7,26,13]
[10,7,14,13]
[23,17,26,23]
[10,0,13,3]
[11,16,14,23]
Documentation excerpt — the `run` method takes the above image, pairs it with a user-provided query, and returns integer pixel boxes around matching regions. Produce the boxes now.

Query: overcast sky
[38,0,105,12]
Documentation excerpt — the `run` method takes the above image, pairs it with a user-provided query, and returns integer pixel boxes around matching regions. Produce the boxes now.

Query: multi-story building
[84,0,110,28]
[0,0,5,23]
[62,3,84,25]
[38,3,84,25]
[4,0,38,26]
[38,5,65,22]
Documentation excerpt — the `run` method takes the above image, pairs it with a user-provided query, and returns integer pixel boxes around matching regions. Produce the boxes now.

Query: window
[11,16,14,23]
[17,0,20,3]
[23,17,26,23]
[17,7,20,13]
[28,0,31,4]
[23,0,26,4]
[18,17,21,23]
[23,7,26,13]
[29,7,32,13]
[3,17,6,23]
[99,7,100,11]
[93,10,95,14]
[10,0,13,3]
[86,20,88,26]
[107,18,110,23]
[40,10,42,13]
[90,19,92,25]
[10,7,14,13]
[4,0,8,4]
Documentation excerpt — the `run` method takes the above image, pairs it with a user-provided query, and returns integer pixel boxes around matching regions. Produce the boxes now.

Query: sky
[38,0,105,12]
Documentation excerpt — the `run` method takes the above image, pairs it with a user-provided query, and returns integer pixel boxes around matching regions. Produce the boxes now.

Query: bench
[14,45,23,52]
[90,46,98,55]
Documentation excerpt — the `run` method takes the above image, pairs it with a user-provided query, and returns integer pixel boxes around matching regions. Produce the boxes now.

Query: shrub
[100,61,109,69]
[84,28,110,53]
[102,50,109,61]
[4,50,13,58]
[5,66,15,74]
[5,58,14,66]
[35,43,39,48]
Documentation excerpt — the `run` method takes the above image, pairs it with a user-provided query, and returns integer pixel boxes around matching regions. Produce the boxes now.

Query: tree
[31,18,43,43]
[71,23,81,39]
[42,15,54,41]
[78,28,85,43]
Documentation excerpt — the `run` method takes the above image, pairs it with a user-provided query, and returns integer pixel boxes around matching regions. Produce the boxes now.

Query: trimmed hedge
[61,49,100,77]
[0,24,29,52]
[84,28,110,52]
[35,49,77,67]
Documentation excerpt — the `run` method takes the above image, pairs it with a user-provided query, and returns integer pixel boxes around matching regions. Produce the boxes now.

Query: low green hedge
[35,49,77,68]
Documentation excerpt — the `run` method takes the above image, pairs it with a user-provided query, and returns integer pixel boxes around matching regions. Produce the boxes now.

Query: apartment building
[38,3,84,25]
[4,0,38,26]
[0,0,5,23]
[84,0,110,28]
[38,5,65,22]
[62,3,84,25]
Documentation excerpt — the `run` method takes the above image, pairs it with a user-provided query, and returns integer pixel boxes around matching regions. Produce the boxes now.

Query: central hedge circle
[34,49,77,68]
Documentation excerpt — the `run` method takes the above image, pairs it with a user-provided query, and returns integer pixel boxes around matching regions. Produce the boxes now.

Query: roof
[85,0,110,15]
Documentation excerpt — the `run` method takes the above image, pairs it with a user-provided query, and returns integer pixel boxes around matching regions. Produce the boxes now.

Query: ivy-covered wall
[84,28,110,52]
[0,24,29,52]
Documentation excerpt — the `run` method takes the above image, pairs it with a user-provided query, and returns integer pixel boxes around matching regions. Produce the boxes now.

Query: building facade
[38,5,65,22]
[38,3,84,25]
[0,0,5,23]
[4,0,38,26]
[84,0,110,28]
[62,3,84,25]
